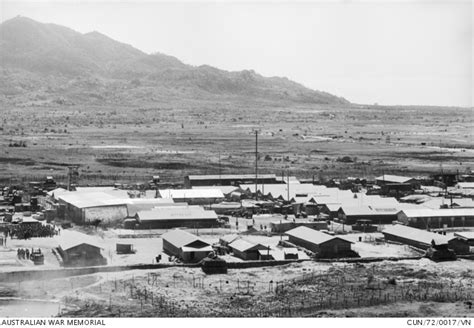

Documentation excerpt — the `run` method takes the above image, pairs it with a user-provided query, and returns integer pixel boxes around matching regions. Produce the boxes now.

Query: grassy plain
[0,100,472,184]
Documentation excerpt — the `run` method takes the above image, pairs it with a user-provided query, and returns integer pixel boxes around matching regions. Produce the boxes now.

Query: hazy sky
[2,0,472,107]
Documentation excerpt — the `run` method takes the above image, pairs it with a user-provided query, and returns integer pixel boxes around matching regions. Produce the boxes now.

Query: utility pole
[218,151,221,185]
[287,169,290,201]
[255,131,258,201]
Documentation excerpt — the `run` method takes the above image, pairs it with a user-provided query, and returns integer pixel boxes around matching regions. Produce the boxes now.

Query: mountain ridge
[0,16,350,106]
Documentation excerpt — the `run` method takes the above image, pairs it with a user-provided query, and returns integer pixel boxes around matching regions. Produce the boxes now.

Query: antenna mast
[255,130,258,201]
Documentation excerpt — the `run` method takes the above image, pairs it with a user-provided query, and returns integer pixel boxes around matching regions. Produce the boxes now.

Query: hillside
[0,16,349,106]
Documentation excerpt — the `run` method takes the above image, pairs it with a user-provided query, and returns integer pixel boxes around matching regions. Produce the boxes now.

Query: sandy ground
[343,232,419,258]
[0,222,423,272]
[0,258,472,317]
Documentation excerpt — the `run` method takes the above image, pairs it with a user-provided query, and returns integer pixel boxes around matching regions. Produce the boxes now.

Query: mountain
[0,16,349,106]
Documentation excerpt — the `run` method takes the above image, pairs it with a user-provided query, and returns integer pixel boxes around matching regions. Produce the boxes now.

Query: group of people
[17,247,41,260]
[7,224,59,240]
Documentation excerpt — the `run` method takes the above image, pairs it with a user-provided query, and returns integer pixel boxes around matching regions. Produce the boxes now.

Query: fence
[60,263,473,317]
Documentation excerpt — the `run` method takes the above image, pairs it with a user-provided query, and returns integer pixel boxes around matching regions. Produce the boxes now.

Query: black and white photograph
[0,0,473,322]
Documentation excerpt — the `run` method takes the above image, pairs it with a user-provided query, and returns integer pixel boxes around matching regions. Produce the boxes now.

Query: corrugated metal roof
[286,226,352,244]
[219,234,239,244]
[193,186,239,194]
[382,224,452,245]
[162,229,209,249]
[240,184,334,201]
[159,189,224,199]
[56,233,104,251]
[341,206,376,216]
[454,231,474,240]
[340,202,416,216]
[59,190,177,210]
[136,206,218,221]
[126,199,177,217]
[57,192,127,208]
[75,187,117,192]
[375,175,415,183]
[229,239,268,252]
[400,208,474,218]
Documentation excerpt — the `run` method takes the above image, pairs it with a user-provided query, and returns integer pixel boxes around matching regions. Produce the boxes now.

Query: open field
[0,102,473,184]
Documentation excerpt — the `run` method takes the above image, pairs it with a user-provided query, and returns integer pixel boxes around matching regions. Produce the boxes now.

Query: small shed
[258,248,274,261]
[228,239,269,261]
[116,243,135,254]
[283,248,299,260]
[57,237,106,267]
[454,231,474,246]
[162,229,213,262]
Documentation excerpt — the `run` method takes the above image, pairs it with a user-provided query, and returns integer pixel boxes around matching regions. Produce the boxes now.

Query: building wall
[162,239,180,257]
[138,218,218,229]
[59,201,82,223]
[185,177,278,188]
[461,239,474,246]
[319,239,352,256]
[84,205,128,225]
[288,235,351,256]
[172,197,224,205]
[288,235,320,253]
[383,232,469,254]
[398,213,474,229]
[448,239,470,254]
[259,253,273,261]
[270,221,328,233]
[232,248,260,261]
[181,249,210,262]
[162,240,210,262]
[343,213,397,225]
[383,232,431,250]
[58,201,128,225]
[59,244,105,266]
[304,204,319,216]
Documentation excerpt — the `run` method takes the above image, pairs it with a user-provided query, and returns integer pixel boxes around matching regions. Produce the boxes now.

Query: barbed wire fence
[61,264,473,317]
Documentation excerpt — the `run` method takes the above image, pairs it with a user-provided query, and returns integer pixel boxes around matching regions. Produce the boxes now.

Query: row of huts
[46,174,474,230]
[48,187,224,228]
[382,224,472,255]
